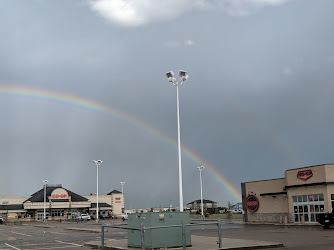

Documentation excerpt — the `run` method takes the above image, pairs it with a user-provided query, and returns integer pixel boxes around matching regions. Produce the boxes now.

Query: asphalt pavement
[1,219,334,249]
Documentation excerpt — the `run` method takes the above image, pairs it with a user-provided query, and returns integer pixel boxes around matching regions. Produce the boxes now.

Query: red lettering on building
[297,170,313,181]
[115,197,121,200]
[246,195,259,212]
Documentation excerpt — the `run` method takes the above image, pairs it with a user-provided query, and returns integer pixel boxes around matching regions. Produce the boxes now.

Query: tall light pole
[42,180,48,222]
[197,166,205,219]
[166,70,189,212]
[120,181,125,212]
[93,160,103,223]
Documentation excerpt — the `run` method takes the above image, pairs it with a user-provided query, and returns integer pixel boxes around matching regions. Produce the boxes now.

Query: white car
[122,212,135,221]
[232,209,243,214]
[77,214,91,221]
[121,213,128,221]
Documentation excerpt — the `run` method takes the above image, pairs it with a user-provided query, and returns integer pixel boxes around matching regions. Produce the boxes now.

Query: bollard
[101,224,105,250]
[140,223,145,250]
[217,219,222,248]
[182,220,186,249]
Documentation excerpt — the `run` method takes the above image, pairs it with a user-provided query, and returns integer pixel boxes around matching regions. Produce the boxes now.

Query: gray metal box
[128,212,191,249]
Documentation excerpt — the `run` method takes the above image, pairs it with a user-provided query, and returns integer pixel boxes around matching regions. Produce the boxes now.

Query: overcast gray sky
[1,0,334,209]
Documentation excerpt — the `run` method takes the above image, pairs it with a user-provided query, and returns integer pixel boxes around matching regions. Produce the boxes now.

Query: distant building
[0,184,124,221]
[187,199,218,214]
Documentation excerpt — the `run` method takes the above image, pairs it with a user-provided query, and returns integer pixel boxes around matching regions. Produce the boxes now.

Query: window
[292,194,325,223]
[51,210,64,217]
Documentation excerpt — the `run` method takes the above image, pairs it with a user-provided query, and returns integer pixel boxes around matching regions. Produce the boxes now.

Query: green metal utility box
[127,212,191,249]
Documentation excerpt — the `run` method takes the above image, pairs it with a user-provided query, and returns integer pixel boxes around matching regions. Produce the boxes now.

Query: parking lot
[2,219,334,249]
[0,220,125,249]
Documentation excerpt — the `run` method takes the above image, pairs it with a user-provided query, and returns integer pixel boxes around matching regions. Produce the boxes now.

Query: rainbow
[0,84,241,202]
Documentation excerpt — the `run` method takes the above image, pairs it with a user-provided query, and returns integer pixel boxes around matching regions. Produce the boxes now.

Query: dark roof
[187,199,217,205]
[0,204,24,210]
[107,190,121,195]
[90,203,112,208]
[25,185,89,203]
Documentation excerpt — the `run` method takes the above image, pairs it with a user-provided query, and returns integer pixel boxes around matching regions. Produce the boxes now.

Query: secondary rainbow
[0,84,242,202]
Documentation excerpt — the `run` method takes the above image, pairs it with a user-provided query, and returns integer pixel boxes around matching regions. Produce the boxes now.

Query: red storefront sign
[115,197,121,200]
[246,195,259,212]
[297,170,313,181]
[52,194,67,198]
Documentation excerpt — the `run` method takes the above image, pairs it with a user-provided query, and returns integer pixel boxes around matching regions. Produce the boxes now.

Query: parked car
[109,214,117,219]
[232,209,243,214]
[99,214,106,220]
[122,212,134,221]
[77,214,91,221]
[318,213,334,229]
[0,215,3,224]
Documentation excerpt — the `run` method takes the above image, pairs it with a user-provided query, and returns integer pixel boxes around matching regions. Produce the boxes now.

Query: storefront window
[51,210,64,217]
[308,195,313,202]
[292,194,324,223]
[319,194,324,201]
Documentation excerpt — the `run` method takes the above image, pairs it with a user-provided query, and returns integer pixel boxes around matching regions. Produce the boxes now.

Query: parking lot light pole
[42,180,48,222]
[197,166,205,219]
[93,160,103,223]
[165,70,189,212]
[120,181,125,211]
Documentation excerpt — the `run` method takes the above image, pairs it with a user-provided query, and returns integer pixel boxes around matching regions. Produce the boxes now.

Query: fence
[101,219,222,250]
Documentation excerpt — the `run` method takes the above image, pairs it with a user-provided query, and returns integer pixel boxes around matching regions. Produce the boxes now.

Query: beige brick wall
[285,165,327,186]
[245,178,288,213]
[0,196,30,204]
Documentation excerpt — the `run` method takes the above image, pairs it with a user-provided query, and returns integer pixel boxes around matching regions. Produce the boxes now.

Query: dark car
[99,214,107,220]
[318,213,334,229]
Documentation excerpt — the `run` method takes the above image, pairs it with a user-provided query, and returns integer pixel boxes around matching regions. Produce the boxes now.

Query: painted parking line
[38,230,66,235]
[55,240,83,247]
[4,243,21,250]
[10,231,32,237]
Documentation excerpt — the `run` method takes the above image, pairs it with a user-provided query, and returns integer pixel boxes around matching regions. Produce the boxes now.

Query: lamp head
[178,70,189,81]
[166,71,176,83]
[93,160,103,165]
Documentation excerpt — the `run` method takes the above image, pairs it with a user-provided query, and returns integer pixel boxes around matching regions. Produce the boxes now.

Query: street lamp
[166,70,189,212]
[120,181,125,212]
[93,160,103,223]
[42,180,48,222]
[197,166,205,219]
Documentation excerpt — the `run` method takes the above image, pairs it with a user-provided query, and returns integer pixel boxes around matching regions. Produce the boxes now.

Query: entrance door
[37,212,48,221]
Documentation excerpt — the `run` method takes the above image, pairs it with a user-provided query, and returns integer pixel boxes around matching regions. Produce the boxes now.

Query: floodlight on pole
[93,160,103,223]
[42,180,48,222]
[165,70,189,212]
[197,166,205,219]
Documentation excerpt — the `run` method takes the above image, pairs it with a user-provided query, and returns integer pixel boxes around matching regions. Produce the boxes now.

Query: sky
[1,0,334,209]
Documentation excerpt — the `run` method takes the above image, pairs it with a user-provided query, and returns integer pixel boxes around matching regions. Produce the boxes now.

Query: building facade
[187,199,218,214]
[242,164,334,223]
[0,185,124,221]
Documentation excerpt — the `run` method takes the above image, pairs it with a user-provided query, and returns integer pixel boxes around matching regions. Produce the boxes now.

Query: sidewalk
[85,235,283,249]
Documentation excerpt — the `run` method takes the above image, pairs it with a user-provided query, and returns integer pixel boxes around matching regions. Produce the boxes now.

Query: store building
[187,199,218,214]
[0,184,124,221]
[242,164,334,223]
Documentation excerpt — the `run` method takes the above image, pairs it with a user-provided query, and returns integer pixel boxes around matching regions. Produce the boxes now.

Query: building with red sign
[242,164,334,224]
[0,185,124,221]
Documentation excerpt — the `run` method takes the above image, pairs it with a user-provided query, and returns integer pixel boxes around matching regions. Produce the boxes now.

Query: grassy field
[190,213,243,220]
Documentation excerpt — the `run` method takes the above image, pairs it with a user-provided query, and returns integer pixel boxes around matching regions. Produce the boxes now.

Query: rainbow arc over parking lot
[0,84,241,202]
